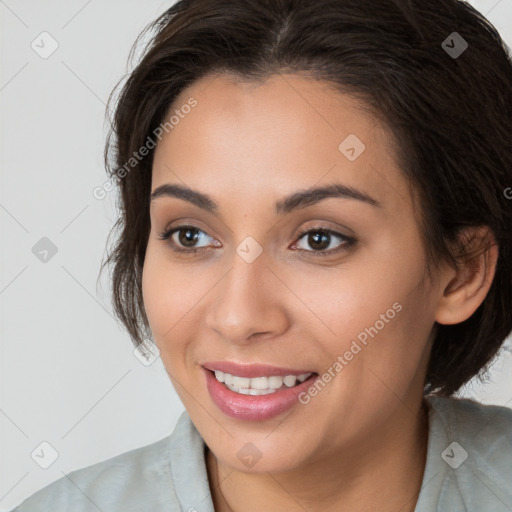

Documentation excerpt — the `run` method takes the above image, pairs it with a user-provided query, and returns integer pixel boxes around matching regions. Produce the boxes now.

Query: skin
[141,72,498,512]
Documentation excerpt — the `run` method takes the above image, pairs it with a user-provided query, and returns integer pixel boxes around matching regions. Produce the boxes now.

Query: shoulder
[9,434,177,512]
[9,411,213,512]
[417,396,512,512]
[428,395,512,456]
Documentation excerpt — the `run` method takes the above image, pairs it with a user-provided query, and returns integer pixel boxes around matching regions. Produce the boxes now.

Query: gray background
[1,0,511,509]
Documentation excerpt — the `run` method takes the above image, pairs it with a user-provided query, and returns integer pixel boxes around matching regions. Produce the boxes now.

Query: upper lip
[202,361,316,378]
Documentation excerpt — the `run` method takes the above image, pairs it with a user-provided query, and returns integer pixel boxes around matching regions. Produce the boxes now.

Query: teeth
[268,376,283,389]
[212,370,313,394]
[283,375,297,387]
[249,388,275,396]
[226,383,275,395]
[250,377,268,389]
[232,376,251,388]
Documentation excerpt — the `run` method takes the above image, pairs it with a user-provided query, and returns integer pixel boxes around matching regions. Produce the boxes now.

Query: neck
[206,398,429,512]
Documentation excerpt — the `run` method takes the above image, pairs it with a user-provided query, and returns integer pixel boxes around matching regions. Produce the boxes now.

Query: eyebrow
[150,182,382,216]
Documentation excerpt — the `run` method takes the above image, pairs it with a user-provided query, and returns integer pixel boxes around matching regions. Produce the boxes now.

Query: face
[142,72,440,473]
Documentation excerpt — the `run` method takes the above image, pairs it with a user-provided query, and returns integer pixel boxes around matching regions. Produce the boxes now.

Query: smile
[202,362,319,421]
[213,370,313,395]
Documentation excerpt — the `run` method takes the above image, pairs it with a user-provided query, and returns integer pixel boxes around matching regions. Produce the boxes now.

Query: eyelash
[158,224,357,257]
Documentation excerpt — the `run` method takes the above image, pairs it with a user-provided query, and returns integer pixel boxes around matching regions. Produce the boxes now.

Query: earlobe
[434,226,498,325]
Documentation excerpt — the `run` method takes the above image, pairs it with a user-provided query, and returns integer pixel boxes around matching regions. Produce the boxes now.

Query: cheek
[141,242,214,350]
[142,241,190,328]
[141,249,195,393]
[288,247,424,341]
[141,243,185,341]
[287,236,432,382]
[141,247,165,335]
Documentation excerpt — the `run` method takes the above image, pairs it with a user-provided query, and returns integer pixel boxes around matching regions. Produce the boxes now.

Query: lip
[202,367,319,421]
[202,361,315,378]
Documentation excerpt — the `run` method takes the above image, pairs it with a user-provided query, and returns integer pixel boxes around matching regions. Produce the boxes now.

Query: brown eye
[293,227,356,257]
[176,227,201,247]
[158,225,216,255]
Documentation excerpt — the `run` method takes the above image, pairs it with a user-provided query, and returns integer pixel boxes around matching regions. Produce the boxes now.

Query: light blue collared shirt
[10,396,512,511]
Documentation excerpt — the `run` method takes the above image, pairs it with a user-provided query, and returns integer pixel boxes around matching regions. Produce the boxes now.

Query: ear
[435,226,498,325]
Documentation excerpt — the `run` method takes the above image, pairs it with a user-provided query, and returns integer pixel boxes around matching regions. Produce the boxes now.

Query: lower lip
[203,367,318,421]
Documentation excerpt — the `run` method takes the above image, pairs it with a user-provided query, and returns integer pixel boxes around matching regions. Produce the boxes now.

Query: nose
[205,247,290,344]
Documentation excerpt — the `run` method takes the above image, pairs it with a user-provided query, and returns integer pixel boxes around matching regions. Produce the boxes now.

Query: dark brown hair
[100,0,512,396]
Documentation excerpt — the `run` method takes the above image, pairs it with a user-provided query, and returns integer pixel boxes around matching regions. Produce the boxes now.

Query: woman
[11,0,512,510]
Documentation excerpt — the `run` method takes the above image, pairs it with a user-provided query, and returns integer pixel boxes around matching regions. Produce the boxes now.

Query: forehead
[151,72,412,214]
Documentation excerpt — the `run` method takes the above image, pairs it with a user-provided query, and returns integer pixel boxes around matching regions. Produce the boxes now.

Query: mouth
[210,369,314,395]
[201,362,319,421]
